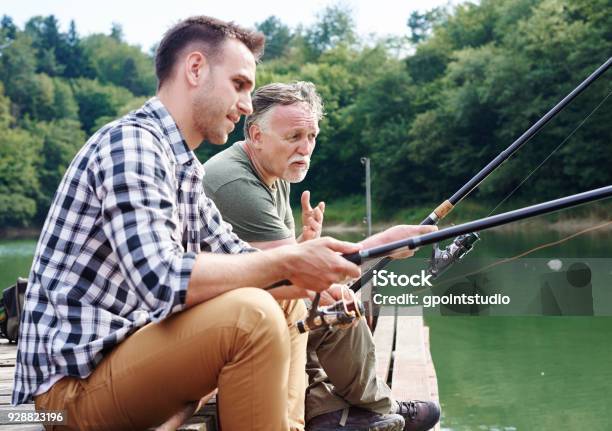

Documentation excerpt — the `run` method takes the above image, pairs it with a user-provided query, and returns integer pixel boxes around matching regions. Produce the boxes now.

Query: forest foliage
[1,0,610,229]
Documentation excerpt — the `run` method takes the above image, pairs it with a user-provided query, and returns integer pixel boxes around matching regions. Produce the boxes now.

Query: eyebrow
[235,73,254,89]
[284,126,319,137]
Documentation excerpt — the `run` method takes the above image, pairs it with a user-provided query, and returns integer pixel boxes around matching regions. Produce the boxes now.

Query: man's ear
[249,124,264,149]
[184,51,209,87]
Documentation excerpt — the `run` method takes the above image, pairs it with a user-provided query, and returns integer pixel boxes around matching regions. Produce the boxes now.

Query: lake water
[1,228,611,430]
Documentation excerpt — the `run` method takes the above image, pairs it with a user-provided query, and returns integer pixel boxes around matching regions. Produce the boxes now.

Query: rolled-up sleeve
[92,125,195,321]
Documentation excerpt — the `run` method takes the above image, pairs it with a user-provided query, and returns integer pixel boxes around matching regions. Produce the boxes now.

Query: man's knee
[222,287,289,338]
[279,298,308,322]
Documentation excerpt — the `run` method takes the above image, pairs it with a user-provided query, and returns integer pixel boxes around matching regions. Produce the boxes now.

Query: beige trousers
[34,288,307,431]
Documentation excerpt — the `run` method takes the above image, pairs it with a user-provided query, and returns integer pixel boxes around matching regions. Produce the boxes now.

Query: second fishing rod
[296,184,612,332]
[348,56,612,293]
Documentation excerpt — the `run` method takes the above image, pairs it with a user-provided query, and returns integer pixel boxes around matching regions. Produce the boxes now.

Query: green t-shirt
[203,142,295,242]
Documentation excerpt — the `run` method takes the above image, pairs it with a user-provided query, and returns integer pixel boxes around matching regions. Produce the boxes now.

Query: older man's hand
[299,190,325,242]
[361,224,438,259]
[311,283,349,306]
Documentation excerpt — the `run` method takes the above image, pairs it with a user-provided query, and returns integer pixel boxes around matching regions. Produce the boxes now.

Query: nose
[296,138,312,156]
[237,92,253,116]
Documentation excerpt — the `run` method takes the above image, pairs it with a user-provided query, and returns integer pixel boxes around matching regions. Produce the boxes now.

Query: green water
[0,239,37,288]
[428,316,612,431]
[1,229,611,430]
[337,227,612,430]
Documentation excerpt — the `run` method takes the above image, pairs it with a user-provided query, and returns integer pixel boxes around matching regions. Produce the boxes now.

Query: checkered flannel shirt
[12,97,255,404]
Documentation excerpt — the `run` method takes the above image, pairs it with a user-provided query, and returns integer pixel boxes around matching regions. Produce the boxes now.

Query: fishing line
[486,87,612,217]
[431,219,612,289]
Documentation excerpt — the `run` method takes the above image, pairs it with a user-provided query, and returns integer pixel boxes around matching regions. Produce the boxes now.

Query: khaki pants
[34,288,307,431]
[305,318,394,422]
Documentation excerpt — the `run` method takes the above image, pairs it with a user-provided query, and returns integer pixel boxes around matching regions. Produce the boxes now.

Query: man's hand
[281,236,361,293]
[315,283,351,306]
[298,190,325,242]
[155,389,217,431]
[311,284,362,328]
[362,224,438,259]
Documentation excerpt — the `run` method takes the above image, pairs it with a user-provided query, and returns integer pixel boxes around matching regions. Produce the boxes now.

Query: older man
[12,18,369,431]
[204,82,441,431]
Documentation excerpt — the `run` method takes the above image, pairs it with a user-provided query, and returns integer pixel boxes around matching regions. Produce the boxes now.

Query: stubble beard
[192,83,228,145]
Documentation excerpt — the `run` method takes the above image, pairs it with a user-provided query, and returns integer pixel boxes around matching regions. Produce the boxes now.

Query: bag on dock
[0,277,27,343]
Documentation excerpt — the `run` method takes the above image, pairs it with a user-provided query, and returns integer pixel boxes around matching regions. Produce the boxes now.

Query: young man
[12,17,365,431]
[203,81,441,431]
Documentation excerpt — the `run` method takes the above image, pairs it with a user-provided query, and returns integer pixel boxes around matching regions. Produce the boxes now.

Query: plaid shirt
[13,97,254,405]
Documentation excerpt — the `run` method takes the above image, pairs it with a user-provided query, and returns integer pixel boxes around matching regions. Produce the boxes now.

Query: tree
[1,15,17,41]
[24,15,69,76]
[0,32,39,119]
[81,34,156,96]
[26,119,86,222]
[0,83,12,128]
[302,4,357,60]
[0,127,41,227]
[51,78,79,120]
[256,16,293,60]
[72,78,135,133]
[59,20,95,78]
[407,7,447,44]
[110,22,124,42]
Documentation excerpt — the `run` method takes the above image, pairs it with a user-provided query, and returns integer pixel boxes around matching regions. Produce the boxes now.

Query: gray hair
[244,81,324,139]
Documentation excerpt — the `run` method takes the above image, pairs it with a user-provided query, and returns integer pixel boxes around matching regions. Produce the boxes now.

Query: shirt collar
[142,96,198,168]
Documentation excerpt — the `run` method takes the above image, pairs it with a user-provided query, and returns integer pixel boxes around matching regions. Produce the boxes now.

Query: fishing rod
[294,185,612,331]
[343,185,612,264]
[347,56,612,292]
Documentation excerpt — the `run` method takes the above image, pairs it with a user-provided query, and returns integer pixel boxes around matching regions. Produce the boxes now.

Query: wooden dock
[373,307,440,431]
[0,307,440,430]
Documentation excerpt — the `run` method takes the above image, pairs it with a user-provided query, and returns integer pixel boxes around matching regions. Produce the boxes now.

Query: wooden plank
[422,326,439,400]
[372,307,395,383]
[391,315,431,401]
[391,364,431,401]
[0,344,16,370]
[0,425,43,430]
[0,403,35,413]
[0,345,17,357]
[178,415,216,431]
[0,368,14,382]
[422,325,441,431]
[394,315,426,365]
[0,342,16,412]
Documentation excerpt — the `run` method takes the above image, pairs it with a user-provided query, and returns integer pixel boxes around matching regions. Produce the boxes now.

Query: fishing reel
[426,232,480,279]
[296,288,365,333]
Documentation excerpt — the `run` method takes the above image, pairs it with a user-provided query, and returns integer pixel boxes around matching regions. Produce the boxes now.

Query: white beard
[284,167,309,183]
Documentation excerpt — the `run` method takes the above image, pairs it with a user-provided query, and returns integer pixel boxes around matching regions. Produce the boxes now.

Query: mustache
[288,155,310,165]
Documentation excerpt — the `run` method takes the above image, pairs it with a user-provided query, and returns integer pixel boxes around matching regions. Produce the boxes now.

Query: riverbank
[0,227,40,241]
[2,198,610,240]
[317,196,612,235]
[322,216,612,235]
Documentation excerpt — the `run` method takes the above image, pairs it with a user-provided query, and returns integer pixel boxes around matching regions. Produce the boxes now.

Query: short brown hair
[244,81,324,139]
[155,16,265,89]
